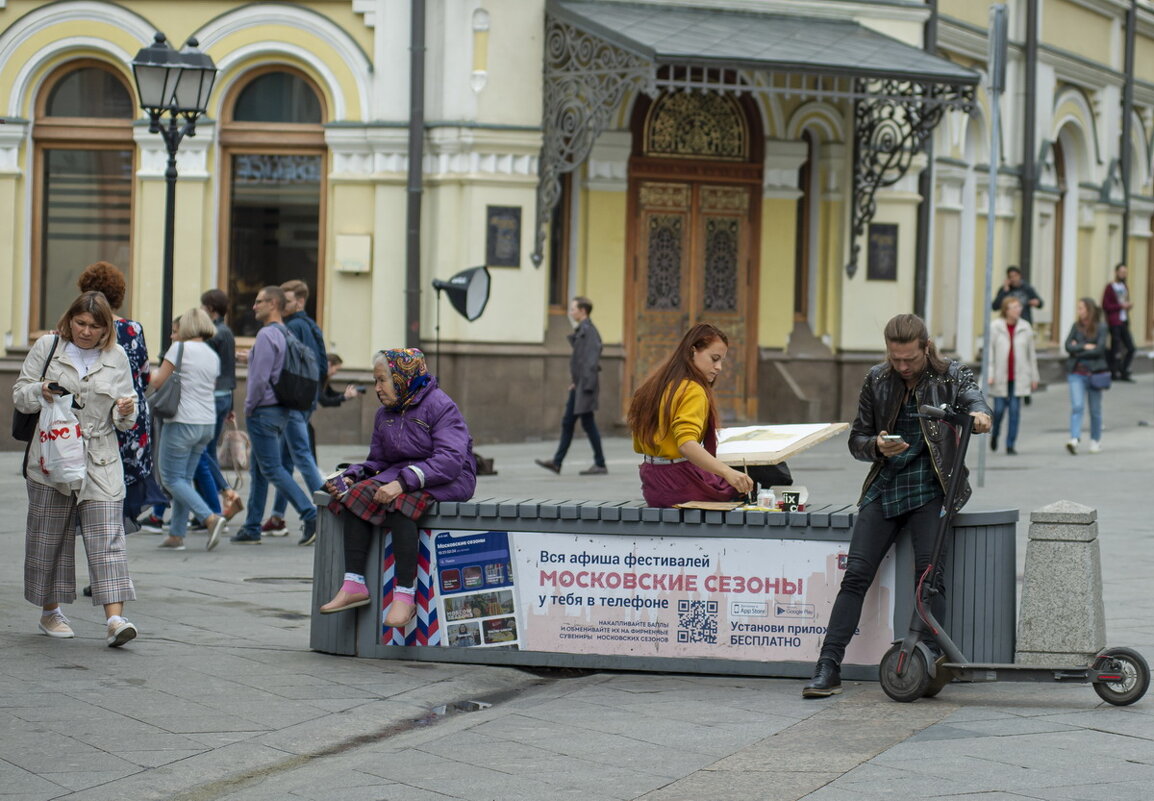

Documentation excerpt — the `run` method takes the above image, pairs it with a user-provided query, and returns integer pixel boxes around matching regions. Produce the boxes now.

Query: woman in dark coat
[319,349,476,627]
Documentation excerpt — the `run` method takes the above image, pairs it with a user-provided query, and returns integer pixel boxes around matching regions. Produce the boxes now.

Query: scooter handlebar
[917,404,973,427]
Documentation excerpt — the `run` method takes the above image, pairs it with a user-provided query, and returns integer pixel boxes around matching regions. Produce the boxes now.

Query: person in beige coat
[987,296,1039,455]
[13,291,141,646]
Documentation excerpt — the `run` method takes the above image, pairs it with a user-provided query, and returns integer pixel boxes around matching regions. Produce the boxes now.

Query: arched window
[32,62,134,331]
[220,68,327,335]
[45,67,134,118]
[233,72,322,123]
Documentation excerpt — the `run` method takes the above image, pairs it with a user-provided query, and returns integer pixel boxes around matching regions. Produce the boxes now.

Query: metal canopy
[552,0,979,86]
[532,0,979,277]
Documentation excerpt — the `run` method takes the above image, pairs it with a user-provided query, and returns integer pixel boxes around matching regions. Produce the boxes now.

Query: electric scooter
[878,403,1150,706]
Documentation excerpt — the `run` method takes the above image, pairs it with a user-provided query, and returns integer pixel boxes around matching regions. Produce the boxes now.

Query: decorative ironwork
[846,78,975,277]
[532,10,977,270]
[703,217,739,311]
[532,17,656,266]
[646,92,747,160]
[646,215,684,309]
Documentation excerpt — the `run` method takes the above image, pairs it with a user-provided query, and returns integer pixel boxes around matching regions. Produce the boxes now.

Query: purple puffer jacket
[344,377,476,501]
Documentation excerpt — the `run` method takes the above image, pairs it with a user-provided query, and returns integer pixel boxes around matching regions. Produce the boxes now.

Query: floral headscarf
[379,348,431,411]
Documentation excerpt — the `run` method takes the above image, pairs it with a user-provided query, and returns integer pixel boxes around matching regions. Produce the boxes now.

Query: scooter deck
[940,661,1094,683]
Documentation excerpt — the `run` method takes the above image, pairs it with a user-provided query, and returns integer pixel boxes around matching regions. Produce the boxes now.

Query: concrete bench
[309,496,1017,680]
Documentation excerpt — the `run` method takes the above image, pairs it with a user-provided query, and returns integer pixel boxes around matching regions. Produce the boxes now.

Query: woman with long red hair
[628,323,756,507]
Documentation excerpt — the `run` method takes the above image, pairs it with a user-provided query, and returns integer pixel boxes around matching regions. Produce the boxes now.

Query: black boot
[802,658,842,698]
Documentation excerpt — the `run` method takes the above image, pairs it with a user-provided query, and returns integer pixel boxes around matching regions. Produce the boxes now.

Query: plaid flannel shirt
[860,391,942,518]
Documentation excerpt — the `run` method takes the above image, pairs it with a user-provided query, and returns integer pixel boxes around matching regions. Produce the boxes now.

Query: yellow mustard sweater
[632,379,710,459]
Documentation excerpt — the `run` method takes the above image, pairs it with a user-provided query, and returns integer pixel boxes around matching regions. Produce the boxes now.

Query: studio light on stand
[431,265,491,375]
[431,265,495,475]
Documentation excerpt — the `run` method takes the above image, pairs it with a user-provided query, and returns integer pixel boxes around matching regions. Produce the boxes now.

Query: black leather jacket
[849,360,991,512]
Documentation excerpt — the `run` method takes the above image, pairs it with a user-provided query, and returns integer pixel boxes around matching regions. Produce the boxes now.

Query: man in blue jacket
[257,279,327,545]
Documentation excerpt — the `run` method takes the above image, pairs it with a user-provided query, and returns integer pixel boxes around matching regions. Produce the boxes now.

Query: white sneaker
[1066,439,1078,455]
[1089,440,1101,454]
[107,619,138,648]
[38,610,74,639]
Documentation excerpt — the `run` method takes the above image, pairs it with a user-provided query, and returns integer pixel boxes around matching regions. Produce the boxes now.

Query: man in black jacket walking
[536,296,607,476]
[803,314,991,698]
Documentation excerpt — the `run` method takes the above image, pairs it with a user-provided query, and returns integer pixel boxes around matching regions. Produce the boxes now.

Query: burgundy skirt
[639,461,740,508]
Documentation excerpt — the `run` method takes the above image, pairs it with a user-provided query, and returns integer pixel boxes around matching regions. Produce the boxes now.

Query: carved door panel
[630,179,754,423]
[633,181,693,405]
[696,184,751,423]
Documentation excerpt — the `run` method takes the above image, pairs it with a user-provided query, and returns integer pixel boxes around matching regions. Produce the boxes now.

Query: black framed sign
[486,205,522,267]
[867,223,898,281]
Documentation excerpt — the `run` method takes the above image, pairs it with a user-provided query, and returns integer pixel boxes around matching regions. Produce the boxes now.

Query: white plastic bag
[37,399,86,490]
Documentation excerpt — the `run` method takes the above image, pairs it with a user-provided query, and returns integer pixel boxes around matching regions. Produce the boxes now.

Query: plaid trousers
[24,480,136,607]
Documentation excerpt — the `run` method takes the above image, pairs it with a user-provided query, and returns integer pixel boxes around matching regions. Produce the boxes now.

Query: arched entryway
[623,88,763,423]
[219,67,327,336]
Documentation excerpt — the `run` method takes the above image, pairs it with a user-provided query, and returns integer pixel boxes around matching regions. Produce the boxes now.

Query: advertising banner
[390,529,895,667]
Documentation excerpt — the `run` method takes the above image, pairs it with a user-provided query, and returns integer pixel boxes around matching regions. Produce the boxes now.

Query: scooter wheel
[879,643,930,703]
[1092,647,1150,707]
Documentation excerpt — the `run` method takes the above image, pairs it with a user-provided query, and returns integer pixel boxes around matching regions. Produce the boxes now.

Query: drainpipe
[1019,0,1038,280]
[1121,0,1136,248]
[405,0,426,349]
[914,0,938,321]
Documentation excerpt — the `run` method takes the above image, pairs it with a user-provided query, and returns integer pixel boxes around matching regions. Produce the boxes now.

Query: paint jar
[757,488,776,509]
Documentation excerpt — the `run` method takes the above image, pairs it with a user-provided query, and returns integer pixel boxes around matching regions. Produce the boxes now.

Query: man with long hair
[802,314,991,698]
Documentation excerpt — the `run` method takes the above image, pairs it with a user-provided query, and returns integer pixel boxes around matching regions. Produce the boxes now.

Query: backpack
[270,323,319,411]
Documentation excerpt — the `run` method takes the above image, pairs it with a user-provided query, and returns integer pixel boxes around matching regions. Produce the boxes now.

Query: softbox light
[432,266,490,321]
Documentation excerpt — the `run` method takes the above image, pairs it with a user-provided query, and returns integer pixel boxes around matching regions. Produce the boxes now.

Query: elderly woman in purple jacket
[319,348,476,625]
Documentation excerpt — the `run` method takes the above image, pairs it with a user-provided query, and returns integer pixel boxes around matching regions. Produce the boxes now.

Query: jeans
[157,422,216,538]
[272,408,325,518]
[193,392,234,514]
[552,389,605,468]
[991,380,1021,450]
[1107,322,1136,378]
[1067,373,1103,441]
[819,498,944,666]
[239,406,317,536]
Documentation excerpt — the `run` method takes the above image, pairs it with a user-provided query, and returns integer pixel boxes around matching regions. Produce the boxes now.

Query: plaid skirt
[327,478,433,526]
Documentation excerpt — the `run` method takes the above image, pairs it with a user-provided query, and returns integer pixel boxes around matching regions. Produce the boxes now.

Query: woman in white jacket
[988,296,1039,455]
[13,291,141,646]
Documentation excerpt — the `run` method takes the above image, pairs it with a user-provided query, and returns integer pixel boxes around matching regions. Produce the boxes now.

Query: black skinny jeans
[1107,321,1135,378]
[819,497,946,666]
[342,511,420,587]
[553,389,605,468]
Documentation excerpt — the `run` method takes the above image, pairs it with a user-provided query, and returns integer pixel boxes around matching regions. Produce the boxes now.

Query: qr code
[677,600,718,644]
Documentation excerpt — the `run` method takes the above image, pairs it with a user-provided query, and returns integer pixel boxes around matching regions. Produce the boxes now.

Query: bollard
[1015,500,1105,665]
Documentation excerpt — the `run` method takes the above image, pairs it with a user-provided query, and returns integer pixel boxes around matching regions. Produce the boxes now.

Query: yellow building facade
[0,0,1149,445]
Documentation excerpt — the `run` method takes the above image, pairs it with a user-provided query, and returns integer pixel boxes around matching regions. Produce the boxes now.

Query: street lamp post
[131,32,217,351]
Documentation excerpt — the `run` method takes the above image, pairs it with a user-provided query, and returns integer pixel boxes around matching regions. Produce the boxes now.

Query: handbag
[12,335,60,441]
[149,342,184,419]
[1089,371,1112,390]
[218,417,251,488]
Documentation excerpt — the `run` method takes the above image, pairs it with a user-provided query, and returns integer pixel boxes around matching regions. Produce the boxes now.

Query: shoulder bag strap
[38,335,60,380]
